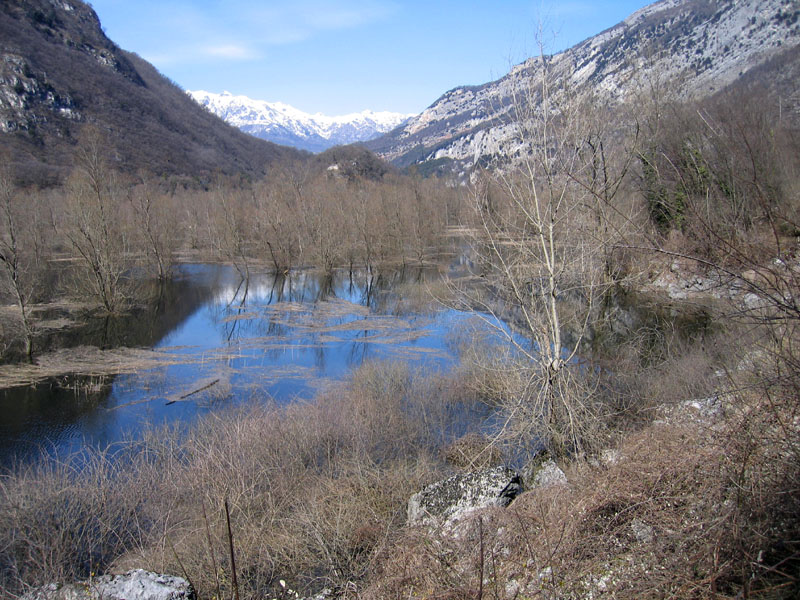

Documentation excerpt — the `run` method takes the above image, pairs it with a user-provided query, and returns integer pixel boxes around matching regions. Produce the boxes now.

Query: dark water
[0,264,508,465]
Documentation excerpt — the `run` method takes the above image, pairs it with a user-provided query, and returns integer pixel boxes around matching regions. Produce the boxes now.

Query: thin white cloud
[245,0,398,43]
[543,1,598,17]
[301,1,397,30]
[202,44,258,60]
[135,0,399,64]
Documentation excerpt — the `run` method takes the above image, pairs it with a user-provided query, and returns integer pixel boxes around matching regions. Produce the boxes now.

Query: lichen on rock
[407,465,523,527]
[21,569,195,600]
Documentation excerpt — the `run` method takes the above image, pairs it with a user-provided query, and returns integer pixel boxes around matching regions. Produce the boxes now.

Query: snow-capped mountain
[188,90,413,153]
[367,0,800,173]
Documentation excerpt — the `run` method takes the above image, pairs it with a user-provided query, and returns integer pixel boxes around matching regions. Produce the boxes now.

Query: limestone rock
[407,466,523,527]
[631,518,654,544]
[22,569,195,600]
[529,458,568,488]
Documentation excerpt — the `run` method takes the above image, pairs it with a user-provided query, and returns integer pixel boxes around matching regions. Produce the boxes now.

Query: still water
[0,264,505,464]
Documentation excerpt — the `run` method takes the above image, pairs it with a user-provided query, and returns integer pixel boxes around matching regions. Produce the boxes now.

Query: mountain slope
[189,90,412,153]
[0,0,303,184]
[368,0,800,172]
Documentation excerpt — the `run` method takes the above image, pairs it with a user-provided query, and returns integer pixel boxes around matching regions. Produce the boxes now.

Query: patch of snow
[187,90,414,151]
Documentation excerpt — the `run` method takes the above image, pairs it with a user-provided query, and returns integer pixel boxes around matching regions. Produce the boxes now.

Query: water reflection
[0,264,504,465]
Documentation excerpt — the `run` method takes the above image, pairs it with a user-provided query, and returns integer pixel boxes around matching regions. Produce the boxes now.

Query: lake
[0,264,507,465]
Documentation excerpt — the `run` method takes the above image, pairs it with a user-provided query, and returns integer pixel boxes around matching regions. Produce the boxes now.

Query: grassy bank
[0,361,482,598]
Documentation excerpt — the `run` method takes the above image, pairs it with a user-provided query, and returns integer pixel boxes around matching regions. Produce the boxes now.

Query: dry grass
[0,361,477,599]
[363,383,800,599]
[0,345,191,388]
[1,313,797,600]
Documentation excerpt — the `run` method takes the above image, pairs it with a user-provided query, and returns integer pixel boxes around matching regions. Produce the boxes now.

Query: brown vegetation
[365,384,800,599]
[0,362,480,599]
[0,134,459,362]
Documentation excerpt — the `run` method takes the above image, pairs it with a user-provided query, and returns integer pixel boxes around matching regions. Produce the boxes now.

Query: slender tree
[63,127,131,313]
[457,47,629,458]
[0,163,37,360]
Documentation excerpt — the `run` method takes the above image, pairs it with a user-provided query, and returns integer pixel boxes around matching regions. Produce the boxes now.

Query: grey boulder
[408,465,523,527]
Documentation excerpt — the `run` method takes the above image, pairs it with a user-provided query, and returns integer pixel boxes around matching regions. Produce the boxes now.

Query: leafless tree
[63,127,132,313]
[457,49,630,458]
[214,186,255,281]
[129,175,177,280]
[0,162,39,360]
[253,175,304,274]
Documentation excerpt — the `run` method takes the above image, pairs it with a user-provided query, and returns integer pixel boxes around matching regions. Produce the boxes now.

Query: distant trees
[0,128,457,331]
[215,162,453,279]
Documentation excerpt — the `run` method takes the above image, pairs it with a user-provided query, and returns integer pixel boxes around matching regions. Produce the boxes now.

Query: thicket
[408,70,800,597]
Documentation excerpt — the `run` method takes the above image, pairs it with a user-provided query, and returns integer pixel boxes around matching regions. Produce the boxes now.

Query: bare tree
[457,49,629,458]
[212,184,256,281]
[63,127,132,313]
[253,176,303,274]
[0,162,39,360]
[129,175,178,280]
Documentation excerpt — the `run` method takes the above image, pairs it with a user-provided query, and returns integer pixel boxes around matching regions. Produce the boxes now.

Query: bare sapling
[0,160,40,360]
[62,127,133,313]
[457,45,631,459]
[129,175,178,281]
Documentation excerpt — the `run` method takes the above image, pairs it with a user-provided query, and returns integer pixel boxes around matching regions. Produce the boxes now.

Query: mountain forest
[0,0,799,598]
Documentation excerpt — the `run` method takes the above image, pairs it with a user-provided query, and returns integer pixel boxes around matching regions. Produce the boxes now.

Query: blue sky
[89,1,653,115]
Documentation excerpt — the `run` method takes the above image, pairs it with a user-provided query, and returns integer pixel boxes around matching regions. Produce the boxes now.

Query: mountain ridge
[368,0,800,173]
[189,90,413,153]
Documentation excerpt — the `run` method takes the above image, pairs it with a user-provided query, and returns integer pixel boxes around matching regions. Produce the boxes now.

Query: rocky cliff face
[368,0,800,173]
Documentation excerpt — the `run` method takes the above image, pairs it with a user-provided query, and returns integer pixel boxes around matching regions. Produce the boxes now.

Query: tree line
[0,131,461,361]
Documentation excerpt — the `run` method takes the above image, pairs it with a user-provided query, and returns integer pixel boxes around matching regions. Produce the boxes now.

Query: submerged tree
[0,161,40,360]
[129,175,178,281]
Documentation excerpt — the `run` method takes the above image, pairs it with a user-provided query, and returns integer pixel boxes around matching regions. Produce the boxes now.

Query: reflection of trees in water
[32,277,215,356]
[221,277,249,344]
[347,329,372,367]
[0,375,114,464]
[204,265,447,369]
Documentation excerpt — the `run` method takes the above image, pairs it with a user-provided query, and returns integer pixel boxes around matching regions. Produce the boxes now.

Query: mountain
[188,90,413,153]
[368,0,800,174]
[0,0,303,185]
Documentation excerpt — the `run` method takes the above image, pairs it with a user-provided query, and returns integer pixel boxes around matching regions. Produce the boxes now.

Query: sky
[88,1,654,116]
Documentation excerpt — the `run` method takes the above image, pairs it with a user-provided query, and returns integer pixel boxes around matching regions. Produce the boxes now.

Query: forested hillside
[0,0,303,185]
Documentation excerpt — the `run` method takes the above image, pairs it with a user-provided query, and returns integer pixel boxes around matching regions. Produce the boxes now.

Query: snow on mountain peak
[187,90,414,153]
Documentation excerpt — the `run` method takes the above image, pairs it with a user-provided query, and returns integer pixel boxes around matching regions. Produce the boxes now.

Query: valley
[1,0,799,598]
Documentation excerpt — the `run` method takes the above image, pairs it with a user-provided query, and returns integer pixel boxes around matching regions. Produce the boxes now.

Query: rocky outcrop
[407,466,523,527]
[21,569,195,600]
